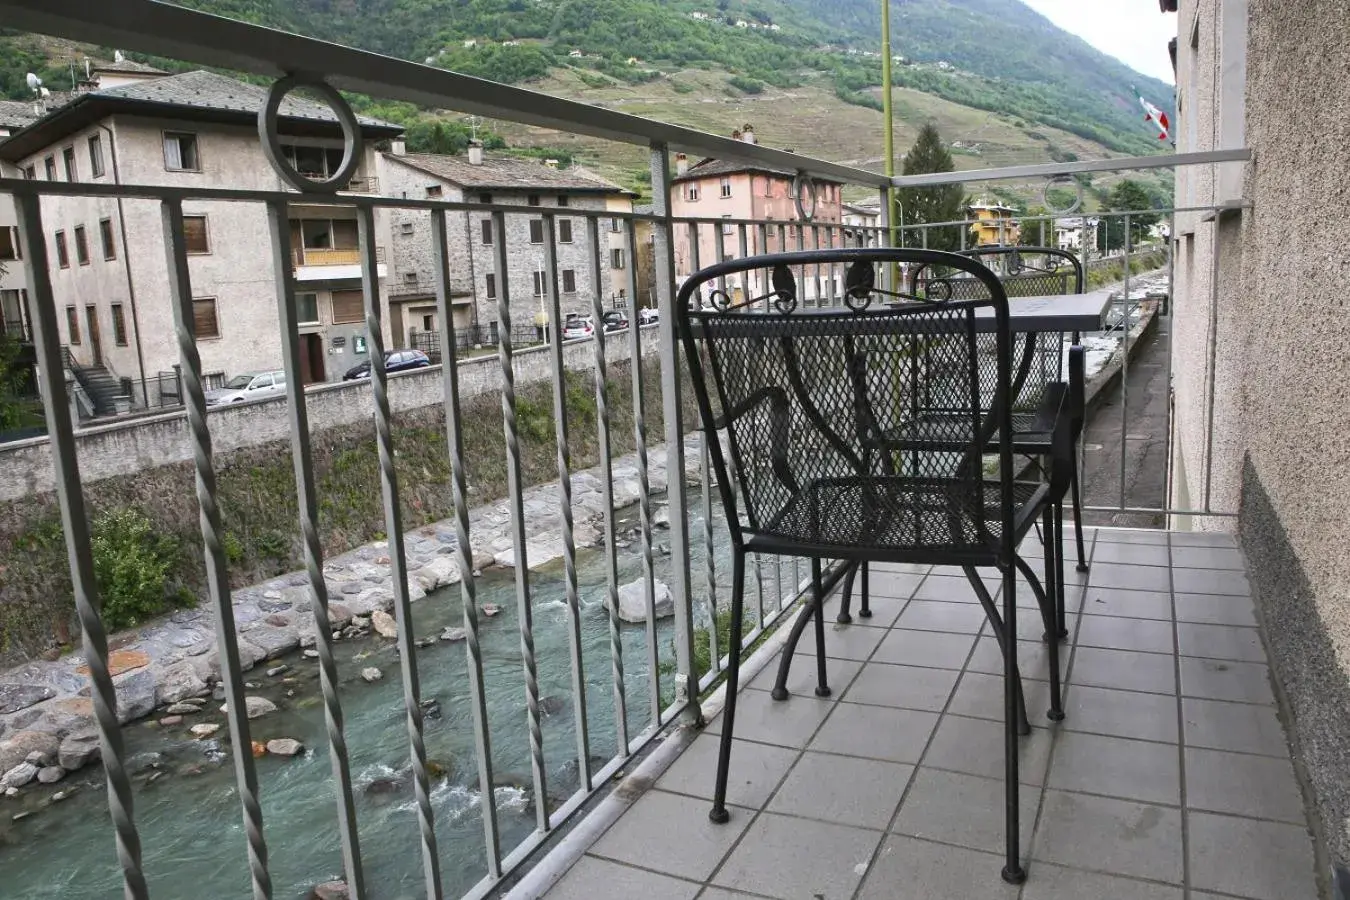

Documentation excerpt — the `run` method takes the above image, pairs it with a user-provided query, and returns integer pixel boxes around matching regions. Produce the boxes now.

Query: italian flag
[1135,87,1172,142]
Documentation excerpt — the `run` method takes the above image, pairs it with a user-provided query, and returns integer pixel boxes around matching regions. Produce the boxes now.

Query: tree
[1097,179,1160,254]
[1016,205,1052,248]
[895,124,966,252]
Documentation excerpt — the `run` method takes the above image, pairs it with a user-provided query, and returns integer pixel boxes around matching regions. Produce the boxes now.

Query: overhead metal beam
[892,148,1251,187]
[0,0,890,187]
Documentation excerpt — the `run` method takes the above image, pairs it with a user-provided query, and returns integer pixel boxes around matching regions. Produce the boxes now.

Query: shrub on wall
[90,508,191,630]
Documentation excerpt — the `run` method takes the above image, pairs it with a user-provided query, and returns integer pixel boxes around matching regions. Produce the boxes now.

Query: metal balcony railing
[0,2,1252,899]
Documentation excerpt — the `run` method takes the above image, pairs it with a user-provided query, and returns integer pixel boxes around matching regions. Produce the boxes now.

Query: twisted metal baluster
[15,188,148,900]
[429,208,502,874]
[264,200,365,897]
[163,198,272,899]
[624,217,661,729]
[738,223,766,630]
[588,216,628,753]
[543,214,593,792]
[356,206,443,898]
[492,210,550,829]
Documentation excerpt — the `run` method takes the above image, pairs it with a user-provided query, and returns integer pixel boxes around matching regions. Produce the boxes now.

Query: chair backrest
[677,248,1016,556]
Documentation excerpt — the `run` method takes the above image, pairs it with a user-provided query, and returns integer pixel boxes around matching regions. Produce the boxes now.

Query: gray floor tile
[791,620,886,661]
[1032,791,1184,883]
[913,574,992,604]
[590,789,750,881]
[896,600,990,634]
[705,689,833,749]
[1172,568,1251,597]
[711,812,882,900]
[967,635,1058,683]
[857,836,1020,900]
[1178,656,1276,706]
[1170,531,1237,548]
[1187,812,1318,900]
[657,734,798,809]
[865,571,925,600]
[946,671,1059,725]
[1077,615,1176,654]
[1091,542,1171,567]
[1173,592,1258,627]
[547,857,702,900]
[1177,623,1266,663]
[808,702,938,763]
[873,629,977,670]
[1081,588,1173,621]
[1171,546,1245,570]
[749,653,862,700]
[1184,747,1306,823]
[768,752,912,829]
[890,768,1036,854]
[871,562,931,576]
[696,889,771,900]
[1062,685,1179,743]
[1088,562,1171,593]
[1047,731,1181,805]
[1020,865,1183,900]
[842,661,960,712]
[831,595,906,629]
[924,715,1054,786]
[1070,646,1177,695]
[1182,697,1291,757]
[1096,529,1169,545]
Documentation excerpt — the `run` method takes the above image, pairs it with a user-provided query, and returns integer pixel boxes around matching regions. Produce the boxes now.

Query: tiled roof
[672,155,796,184]
[0,100,40,130]
[390,152,630,193]
[92,58,169,76]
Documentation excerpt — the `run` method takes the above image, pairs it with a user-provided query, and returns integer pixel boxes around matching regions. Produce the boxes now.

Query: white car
[561,317,593,340]
[637,307,659,325]
[204,370,288,405]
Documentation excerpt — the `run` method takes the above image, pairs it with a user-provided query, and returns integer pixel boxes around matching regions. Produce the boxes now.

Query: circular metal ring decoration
[259,74,362,194]
[792,171,818,223]
[926,279,953,302]
[708,288,734,311]
[773,291,798,314]
[1042,174,1084,216]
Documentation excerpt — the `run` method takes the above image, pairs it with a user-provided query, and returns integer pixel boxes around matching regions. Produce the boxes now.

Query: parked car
[637,307,659,325]
[599,310,628,332]
[342,349,432,381]
[204,370,288,405]
[561,316,593,340]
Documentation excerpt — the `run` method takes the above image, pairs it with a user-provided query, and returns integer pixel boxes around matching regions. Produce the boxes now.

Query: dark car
[342,349,432,381]
[599,310,628,332]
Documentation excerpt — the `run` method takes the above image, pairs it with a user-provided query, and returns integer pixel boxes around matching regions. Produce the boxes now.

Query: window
[73,226,89,266]
[402,272,418,285]
[163,132,200,171]
[192,298,219,338]
[66,307,80,344]
[111,303,127,346]
[720,177,732,198]
[558,219,573,243]
[529,219,544,244]
[54,231,69,268]
[611,248,625,269]
[722,214,734,235]
[557,195,569,207]
[281,144,343,179]
[0,227,19,261]
[422,314,434,332]
[611,218,622,233]
[686,184,699,202]
[485,272,496,299]
[527,194,541,206]
[532,271,545,296]
[23,164,35,180]
[296,293,319,325]
[44,156,56,181]
[400,221,414,235]
[478,192,492,204]
[183,216,210,254]
[87,135,105,178]
[481,218,493,245]
[562,269,577,293]
[426,185,443,198]
[330,289,364,325]
[99,219,116,260]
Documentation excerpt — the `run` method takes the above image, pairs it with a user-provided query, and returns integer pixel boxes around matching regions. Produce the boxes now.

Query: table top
[989,289,1115,333]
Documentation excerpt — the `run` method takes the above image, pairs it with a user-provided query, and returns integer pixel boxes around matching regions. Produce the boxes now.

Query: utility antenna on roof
[467,115,482,141]
[25,72,42,95]
[114,50,125,63]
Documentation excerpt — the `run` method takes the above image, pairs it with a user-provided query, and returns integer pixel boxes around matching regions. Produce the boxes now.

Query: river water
[0,506,799,899]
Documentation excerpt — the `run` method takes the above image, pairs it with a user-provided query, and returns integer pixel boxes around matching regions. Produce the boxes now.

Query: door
[299,333,325,384]
[85,305,102,365]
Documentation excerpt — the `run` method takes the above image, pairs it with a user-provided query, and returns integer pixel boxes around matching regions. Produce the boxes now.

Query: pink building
[670,127,844,305]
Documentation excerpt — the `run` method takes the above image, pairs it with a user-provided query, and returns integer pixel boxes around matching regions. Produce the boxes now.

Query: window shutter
[183,216,209,253]
[191,299,219,338]
[558,219,572,243]
[331,290,365,325]
[529,220,544,243]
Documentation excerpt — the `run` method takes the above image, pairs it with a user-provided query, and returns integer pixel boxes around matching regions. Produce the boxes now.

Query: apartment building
[0,67,401,406]
[0,100,40,345]
[376,144,634,345]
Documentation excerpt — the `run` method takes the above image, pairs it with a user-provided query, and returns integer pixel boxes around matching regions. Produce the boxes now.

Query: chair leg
[837,561,857,624]
[811,558,831,698]
[1054,502,1068,641]
[1070,459,1089,572]
[1001,564,1027,886]
[710,549,747,824]
[1014,550,1056,644]
[858,562,872,618]
[770,597,815,702]
[964,567,1030,736]
[1023,552,1065,723]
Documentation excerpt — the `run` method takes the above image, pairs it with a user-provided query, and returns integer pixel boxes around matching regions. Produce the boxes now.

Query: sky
[1021,1,1178,84]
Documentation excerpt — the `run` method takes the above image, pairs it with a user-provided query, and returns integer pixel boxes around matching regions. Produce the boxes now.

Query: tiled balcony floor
[537,528,1320,900]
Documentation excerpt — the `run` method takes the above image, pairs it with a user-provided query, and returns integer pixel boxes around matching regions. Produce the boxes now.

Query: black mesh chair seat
[752,477,1049,561]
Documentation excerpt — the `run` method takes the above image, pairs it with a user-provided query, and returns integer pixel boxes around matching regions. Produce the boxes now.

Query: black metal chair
[677,247,1068,884]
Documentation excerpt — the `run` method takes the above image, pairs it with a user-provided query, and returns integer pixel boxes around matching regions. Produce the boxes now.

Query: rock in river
[360,667,383,683]
[2,762,37,788]
[265,739,304,757]
[371,610,398,639]
[218,696,277,719]
[36,766,65,785]
[616,578,674,623]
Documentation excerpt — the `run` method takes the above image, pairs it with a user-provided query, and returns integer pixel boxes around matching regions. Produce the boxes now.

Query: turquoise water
[0,508,800,899]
